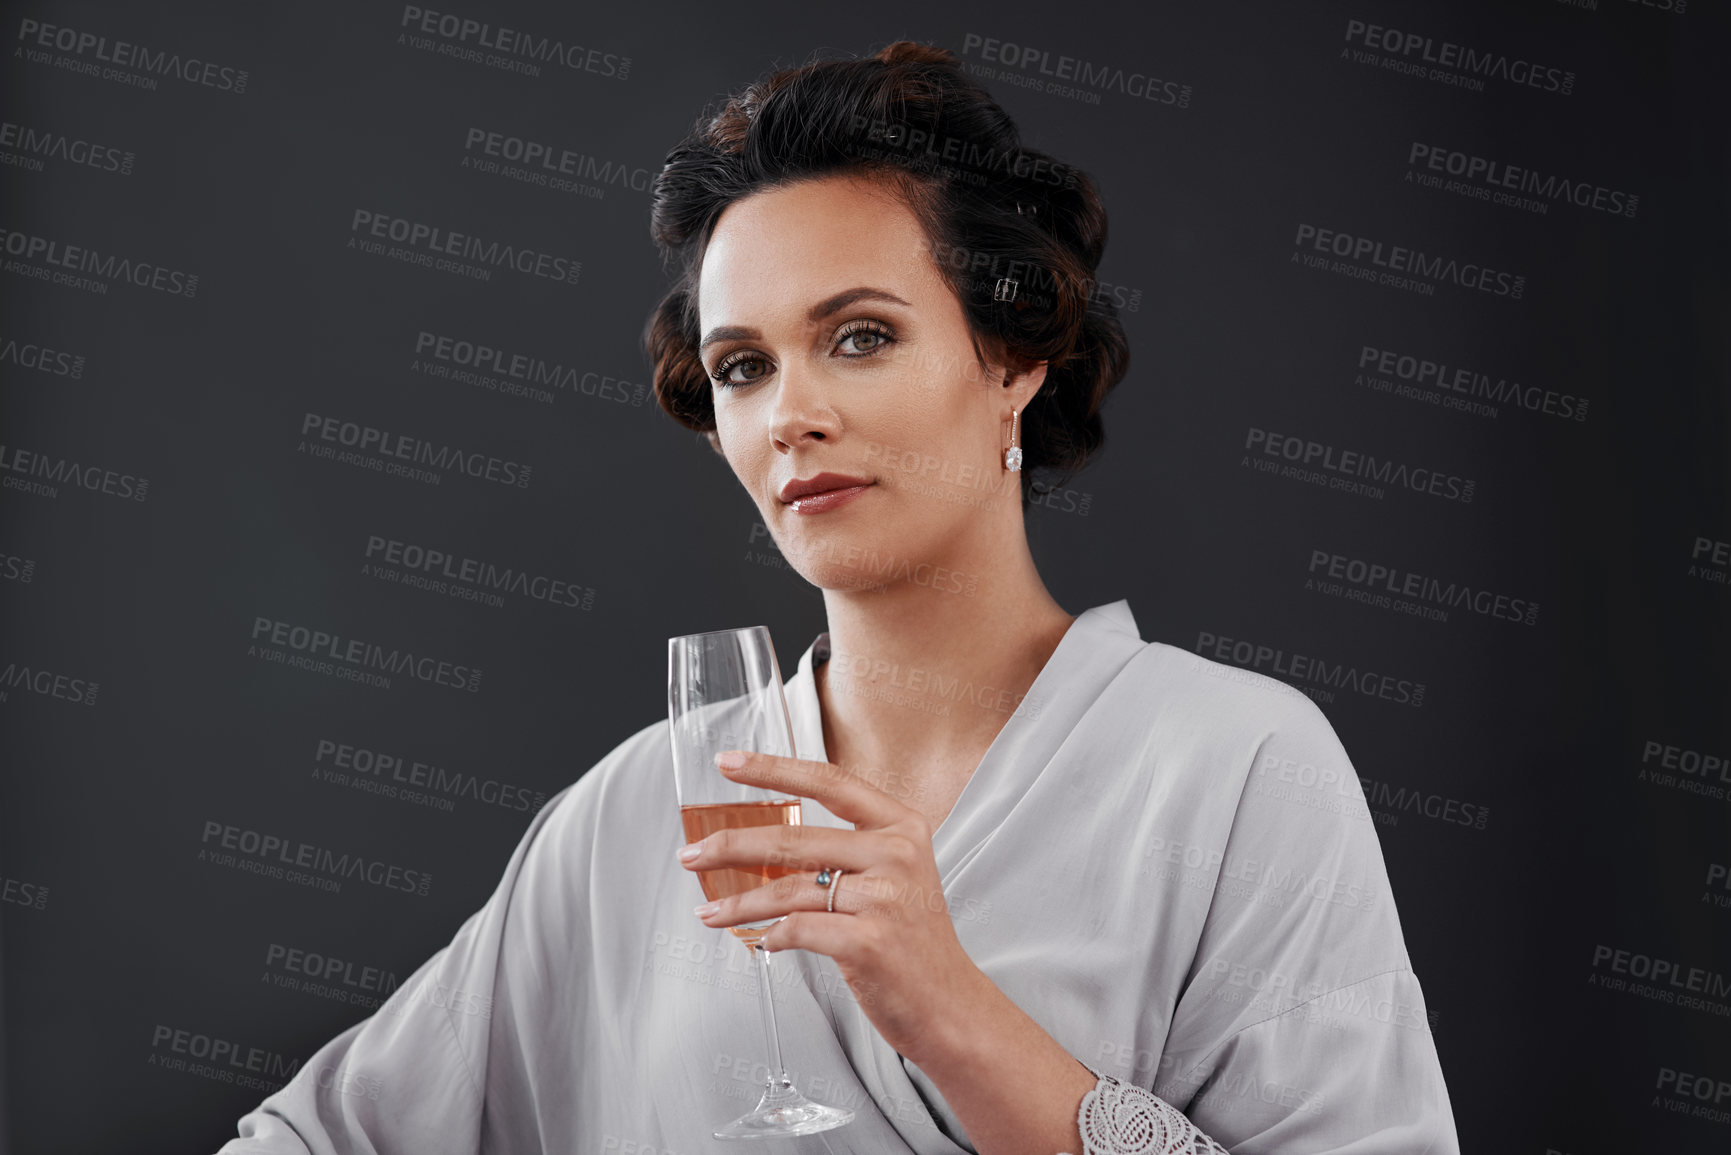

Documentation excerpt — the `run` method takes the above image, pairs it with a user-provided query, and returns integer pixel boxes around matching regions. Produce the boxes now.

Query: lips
[778,473,872,504]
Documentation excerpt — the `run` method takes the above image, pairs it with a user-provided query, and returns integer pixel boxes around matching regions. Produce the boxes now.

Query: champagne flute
[668,626,856,1140]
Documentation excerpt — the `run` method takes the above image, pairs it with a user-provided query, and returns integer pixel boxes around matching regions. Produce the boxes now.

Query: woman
[222,41,1457,1155]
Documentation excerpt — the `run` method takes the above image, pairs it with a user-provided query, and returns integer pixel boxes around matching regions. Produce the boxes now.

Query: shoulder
[1166,650,1411,1002]
[1110,648,1423,1076]
[527,713,675,852]
[573,713,674,795]
[1110,642,1351,792]
[1079,644,1377,904]
[1133,644,1383,902]
[1142,641,1329,733]
[1154,646,1381,881]
[458,712,677,938]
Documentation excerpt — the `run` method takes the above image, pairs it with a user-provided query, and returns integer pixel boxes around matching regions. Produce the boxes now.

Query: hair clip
[994,277,1019,302]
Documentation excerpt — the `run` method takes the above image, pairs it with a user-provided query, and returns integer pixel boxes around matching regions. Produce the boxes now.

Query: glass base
[713,1077,855,1140]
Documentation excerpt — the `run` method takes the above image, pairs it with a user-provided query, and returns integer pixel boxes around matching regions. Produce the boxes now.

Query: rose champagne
[680,799,801,946]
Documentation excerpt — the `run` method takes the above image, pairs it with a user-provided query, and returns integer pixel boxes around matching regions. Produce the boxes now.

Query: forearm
[910,967,1096,1155]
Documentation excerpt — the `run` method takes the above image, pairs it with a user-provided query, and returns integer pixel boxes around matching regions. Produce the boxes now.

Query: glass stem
[754,944,790,1089]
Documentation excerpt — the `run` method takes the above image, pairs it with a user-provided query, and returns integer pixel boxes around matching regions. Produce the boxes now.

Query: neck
[812,522,1074,816]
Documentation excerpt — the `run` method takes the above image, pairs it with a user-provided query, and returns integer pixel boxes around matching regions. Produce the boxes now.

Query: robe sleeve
[1129,690,1460,1155]
[215,732,623,1155]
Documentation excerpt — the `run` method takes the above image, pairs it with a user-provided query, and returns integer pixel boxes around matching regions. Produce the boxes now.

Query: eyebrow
[698,286,913,353]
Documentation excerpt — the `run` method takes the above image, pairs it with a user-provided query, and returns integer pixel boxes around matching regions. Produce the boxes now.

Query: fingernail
[677,842,701,862]
[716,750,747,770]
[694,902,719,918]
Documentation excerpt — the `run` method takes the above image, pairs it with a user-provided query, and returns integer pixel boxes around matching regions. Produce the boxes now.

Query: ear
[977,333,1048,405]
[1001,357,1049,411]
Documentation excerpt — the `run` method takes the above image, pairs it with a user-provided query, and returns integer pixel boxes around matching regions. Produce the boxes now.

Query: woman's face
[696,173,1045,592]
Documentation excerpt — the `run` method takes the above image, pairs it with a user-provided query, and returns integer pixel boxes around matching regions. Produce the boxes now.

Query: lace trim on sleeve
[1061,1068,1231,1155]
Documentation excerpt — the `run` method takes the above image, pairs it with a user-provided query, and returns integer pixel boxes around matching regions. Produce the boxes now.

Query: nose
[767,360,842,451]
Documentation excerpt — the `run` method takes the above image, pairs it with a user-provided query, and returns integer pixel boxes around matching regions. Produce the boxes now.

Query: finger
[761,911,889,981]
[697,870,876,929]
[715,750,909,828]
[680,822,893,876]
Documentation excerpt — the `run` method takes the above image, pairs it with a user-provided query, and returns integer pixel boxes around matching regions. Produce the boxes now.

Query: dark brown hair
[642,40,1130,509]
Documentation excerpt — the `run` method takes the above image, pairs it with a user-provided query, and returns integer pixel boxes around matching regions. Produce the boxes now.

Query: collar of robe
[784,598,1145,893]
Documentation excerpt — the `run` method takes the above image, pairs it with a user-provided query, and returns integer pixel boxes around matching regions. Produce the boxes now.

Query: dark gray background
[1,0,1727,1152]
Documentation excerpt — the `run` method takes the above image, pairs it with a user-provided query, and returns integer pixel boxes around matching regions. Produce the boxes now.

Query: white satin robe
[218,599,1459,1154]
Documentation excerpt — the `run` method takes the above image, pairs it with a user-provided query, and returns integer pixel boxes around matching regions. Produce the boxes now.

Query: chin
[802,573,892,595]
[788,521,955,596]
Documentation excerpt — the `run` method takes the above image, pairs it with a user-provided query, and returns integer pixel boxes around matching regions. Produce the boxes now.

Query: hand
[675,749,992,1067]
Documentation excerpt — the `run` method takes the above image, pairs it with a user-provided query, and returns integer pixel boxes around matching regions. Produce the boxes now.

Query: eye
[836,319,895,357]
[710,352,769,389]
[708,319,898,391]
